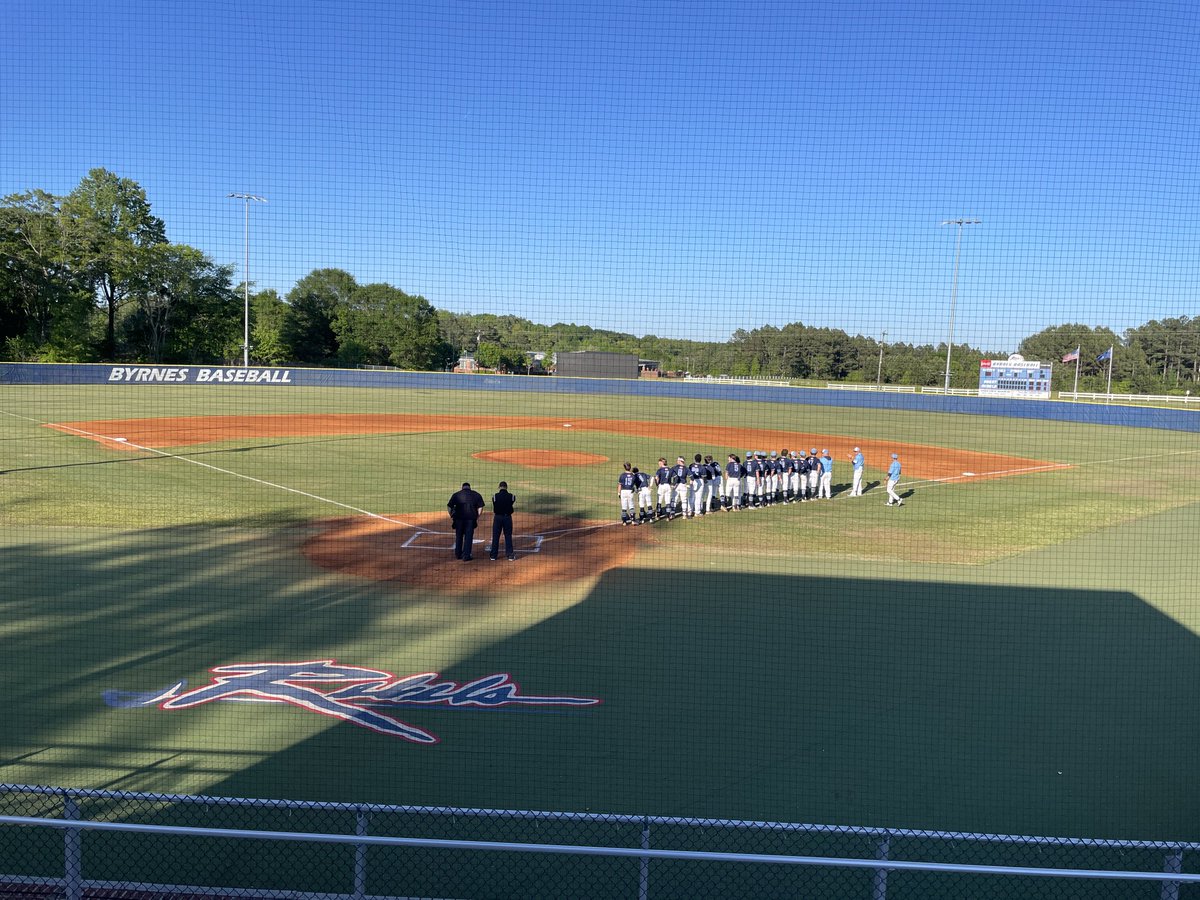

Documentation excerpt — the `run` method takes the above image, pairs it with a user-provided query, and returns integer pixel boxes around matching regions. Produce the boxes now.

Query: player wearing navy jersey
[702,455,719,512]
[688,454,706,517]
[670,456,689,519]
[778,449,792,503]
[634,466,653,524]
[744,452,761,508]
[724,454,742,510]
[653,458,672,520]
[617,462,637,525]
[806,448,821,500]
[742,450,756,509]
[789,450,804,501]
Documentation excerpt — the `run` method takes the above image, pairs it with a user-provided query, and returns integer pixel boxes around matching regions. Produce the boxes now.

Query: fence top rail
[3,783,1196,853]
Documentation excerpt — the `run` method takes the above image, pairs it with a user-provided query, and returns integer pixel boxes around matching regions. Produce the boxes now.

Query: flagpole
[1106,347,1114,402]
[1073,355,1079,396]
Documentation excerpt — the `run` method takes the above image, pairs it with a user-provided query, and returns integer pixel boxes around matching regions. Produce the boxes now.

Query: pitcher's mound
[472,449,608,468]
[303,511,644,593]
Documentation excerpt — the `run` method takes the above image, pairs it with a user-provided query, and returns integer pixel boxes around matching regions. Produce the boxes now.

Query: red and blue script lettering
[105,660,601,744]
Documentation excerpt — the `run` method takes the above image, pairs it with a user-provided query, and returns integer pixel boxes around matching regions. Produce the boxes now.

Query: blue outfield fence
[2,362,1198,434]
[0,784,1198,900]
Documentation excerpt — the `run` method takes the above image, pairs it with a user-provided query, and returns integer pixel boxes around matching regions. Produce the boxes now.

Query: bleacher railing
[1,784,1197,899]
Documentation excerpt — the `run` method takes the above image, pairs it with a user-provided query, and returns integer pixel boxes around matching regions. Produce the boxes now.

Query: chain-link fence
[0,784,1196,899]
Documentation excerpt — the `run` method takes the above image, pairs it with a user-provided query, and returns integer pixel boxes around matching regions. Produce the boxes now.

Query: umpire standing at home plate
[447,482,485,561]
[489,481,517,561]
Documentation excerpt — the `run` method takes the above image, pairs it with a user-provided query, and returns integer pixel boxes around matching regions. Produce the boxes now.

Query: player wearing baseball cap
[806,448,820,500]
[848,446,865,497]
[886,453,904,506]
[653,458,672,520]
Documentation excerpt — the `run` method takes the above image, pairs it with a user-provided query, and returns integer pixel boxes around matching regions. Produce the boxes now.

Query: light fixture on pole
[941,218,980,393]
[228,193,267,367]
[876,330,887,389]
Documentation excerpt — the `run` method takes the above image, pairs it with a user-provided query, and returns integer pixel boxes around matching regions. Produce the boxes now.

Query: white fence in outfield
[1059,391,1200,405]
[0,784,1197,900]
[683,374,792,387]
[826,383,919,393]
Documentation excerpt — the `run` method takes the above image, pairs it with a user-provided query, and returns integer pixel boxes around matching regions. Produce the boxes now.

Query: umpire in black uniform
[489,481,517,561]
[447,482,485,561]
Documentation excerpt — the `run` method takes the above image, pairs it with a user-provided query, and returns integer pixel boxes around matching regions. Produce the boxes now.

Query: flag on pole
[1062,347,1080,363]
[1096,347,1113,362]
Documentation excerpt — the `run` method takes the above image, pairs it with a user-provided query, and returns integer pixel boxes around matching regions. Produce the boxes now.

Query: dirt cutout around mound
[472,448,608,468]
[302,511,644,593]
[49,412,1065,483]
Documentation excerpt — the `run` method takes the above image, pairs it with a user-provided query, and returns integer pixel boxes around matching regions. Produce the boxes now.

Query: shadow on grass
[3,534,1199,896]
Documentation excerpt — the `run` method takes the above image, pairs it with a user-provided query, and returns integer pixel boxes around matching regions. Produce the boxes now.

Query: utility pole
[876,330,887,389]
[941,218,980,393]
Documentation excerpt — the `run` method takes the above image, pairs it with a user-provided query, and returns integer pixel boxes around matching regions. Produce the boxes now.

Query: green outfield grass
[1,383,1199,853]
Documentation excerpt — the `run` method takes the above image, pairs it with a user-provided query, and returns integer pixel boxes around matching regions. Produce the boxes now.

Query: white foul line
[11,412,434,533]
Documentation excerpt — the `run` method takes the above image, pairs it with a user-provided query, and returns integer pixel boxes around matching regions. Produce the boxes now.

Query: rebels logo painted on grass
[104,660,600,744]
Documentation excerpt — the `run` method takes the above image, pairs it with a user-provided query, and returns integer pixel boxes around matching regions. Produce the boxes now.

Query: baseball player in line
[724,453,742,510]
[654,458,672,519]
[848,447,865,497]
[618,462,637,525]
[819,449,833,499]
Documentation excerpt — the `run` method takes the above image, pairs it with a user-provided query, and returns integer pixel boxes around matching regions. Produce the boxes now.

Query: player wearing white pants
[743,451,757,508]
[670,457,689,519]
[635,468,653,523]
[886,453,904,506]
[849,447,865,497]
[806,449,820,499]
[654,458,672,519]
[724,454,742,510]
[789,452,803,500]
[617,463,637,525]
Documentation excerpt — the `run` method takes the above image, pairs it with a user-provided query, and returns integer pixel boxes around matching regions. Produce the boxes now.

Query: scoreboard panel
[978,354,1051,399]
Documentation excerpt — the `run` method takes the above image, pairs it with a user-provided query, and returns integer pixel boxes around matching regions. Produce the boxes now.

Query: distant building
[453,355,480,374]
[553,351,639,380]
[639,359,661,378]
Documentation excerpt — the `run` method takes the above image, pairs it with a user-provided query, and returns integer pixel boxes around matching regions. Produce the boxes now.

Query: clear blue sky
[4,0,1199,349]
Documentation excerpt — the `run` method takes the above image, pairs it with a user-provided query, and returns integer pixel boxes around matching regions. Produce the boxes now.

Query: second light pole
[941,218,980,393]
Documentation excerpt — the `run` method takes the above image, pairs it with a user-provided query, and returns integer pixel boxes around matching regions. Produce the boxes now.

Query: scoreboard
[978,354,1051,399]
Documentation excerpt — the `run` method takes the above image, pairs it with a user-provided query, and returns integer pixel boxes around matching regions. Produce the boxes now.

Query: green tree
[334,283,451,370]
[249,289,289,365]
[62,168,166,360]
[121,243,237,363]
[282,268,357,364]
[0,190,94,359]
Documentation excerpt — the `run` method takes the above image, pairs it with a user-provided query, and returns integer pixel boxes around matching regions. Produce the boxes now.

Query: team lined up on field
[617,448,904,524]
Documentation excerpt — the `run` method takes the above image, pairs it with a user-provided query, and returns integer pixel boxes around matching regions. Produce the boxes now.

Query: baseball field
[2,380,1199,850]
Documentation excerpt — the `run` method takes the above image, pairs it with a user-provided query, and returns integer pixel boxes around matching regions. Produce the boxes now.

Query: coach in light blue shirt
[849,447,865,497]
[886,454,904,507]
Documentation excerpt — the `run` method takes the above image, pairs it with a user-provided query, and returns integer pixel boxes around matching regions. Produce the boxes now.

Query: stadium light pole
[941,218,980,393]
[228,193,267,367]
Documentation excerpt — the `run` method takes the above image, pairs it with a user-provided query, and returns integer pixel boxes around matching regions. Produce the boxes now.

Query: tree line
[3,170,1198,393]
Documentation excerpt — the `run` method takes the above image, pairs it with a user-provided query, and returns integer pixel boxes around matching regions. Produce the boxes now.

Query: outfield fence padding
[3,363,1198,434]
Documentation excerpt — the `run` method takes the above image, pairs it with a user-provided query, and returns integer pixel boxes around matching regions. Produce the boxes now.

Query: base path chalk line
[5,411,433,533]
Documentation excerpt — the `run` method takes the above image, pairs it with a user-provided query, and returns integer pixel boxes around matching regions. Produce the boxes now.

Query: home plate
[563,423,572,427]
[962,471,975,477]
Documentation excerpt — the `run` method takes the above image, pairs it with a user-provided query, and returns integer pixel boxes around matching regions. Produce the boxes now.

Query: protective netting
[3,1,1200,894]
